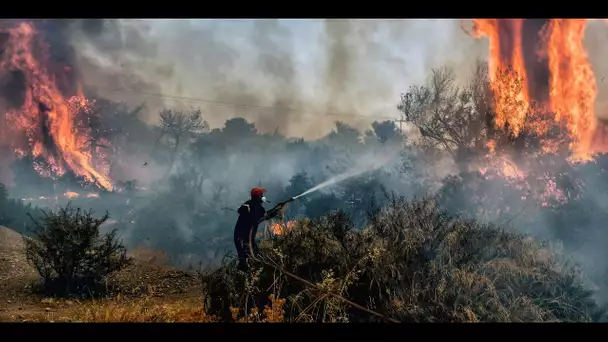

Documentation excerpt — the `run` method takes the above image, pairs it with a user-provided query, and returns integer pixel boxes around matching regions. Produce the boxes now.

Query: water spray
[293,167,376,200]
[263,153,396,221]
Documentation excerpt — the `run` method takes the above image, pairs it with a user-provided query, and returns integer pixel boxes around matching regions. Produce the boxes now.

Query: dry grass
[45,294,286,322]
[229,295,286,323]
[0,295,215,322]
[70,296,217,322]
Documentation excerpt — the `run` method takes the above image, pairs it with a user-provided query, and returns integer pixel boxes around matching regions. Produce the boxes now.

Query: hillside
[0,226,37,297]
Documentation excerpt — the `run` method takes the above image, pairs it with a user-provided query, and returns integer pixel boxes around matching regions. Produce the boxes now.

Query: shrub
[23,204,130,297]
[201,197,605,322]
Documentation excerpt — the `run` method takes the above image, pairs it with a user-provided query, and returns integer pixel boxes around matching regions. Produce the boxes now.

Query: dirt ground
[0,226,205,322]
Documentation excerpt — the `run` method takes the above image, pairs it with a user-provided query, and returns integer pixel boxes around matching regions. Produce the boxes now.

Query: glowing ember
[0,22,113,190]
[486,140,496,153]
[500,159,523,179]
[269,220,296,235]
[538,177,568,207]
[64,191,79,199]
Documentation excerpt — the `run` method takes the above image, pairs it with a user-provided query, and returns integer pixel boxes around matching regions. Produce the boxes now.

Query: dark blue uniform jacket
[234,199,266,242]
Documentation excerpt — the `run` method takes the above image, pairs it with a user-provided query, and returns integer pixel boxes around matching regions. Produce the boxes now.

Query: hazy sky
[80,19,490,137]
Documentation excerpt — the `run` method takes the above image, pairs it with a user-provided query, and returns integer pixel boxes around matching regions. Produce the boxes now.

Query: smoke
[65,19,488,139]
[69,19,165,113]
[586,21,608,122]
[294,143,402,199]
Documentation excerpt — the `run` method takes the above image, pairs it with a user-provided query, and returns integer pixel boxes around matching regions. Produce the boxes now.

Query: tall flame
[546,19,597,159]
[0,22,112,190]
[472,18,598,160]
[472,19,530,136]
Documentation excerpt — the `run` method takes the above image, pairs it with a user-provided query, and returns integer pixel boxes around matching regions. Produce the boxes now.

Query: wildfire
[0,22,113,190]
[269,220,296,235]
[472,19,530,136]
[546,19,597,160]
[486,139,496,153]
[471,19,599,160]
[64,191,79,199]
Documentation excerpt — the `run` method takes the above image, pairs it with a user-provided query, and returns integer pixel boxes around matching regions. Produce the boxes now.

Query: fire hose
[244,197,401,323]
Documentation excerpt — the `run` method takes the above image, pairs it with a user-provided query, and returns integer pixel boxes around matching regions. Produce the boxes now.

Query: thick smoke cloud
[70,19,165,111]
[69,19,488,139]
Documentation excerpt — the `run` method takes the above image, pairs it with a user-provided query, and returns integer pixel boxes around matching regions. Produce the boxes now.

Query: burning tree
[470,19,599,160]
[0,22,113,191]
[397,20,608,296]
[73,97,146,174]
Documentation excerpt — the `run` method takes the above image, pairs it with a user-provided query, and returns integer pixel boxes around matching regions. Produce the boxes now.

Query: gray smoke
[68,19,488,138]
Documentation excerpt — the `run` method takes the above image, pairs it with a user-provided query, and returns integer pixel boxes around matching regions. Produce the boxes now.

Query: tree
[397,64,491,164]
[283,172,314,216]
[327,121,361,146]
[285,172,313,199]
[371,120,399,143]
[157,108,209,174]
[222,118,258,139]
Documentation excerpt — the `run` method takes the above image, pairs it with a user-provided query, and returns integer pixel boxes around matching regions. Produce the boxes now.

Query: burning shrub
[23,204,130,297]
[201,197,604,322]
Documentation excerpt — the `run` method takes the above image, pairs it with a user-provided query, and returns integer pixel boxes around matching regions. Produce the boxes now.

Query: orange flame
[472,19,530,136]
[472,19,599,160]
[269,220,296,235]
[64,191,79,199]
[486,139,496,153]
[546,19,597,160]
[1,22,113,190]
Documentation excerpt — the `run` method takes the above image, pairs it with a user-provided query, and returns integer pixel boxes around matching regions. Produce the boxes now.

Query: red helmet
[250,187,267,198]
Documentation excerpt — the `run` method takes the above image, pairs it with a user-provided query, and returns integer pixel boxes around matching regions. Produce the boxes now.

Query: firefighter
[234,187,277,271]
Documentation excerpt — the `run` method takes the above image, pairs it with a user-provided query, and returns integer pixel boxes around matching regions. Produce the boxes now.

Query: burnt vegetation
[2,60,608,321]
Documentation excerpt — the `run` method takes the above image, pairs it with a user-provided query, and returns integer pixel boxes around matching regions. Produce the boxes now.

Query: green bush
[23,204,130,297]
[201,197,605,322]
